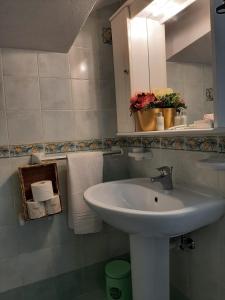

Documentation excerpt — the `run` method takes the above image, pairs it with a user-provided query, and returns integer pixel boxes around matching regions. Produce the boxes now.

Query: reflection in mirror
[165,0,213,126]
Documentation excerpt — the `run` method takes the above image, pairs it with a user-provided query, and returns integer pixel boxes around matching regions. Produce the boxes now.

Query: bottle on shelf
[156,112,165,131]
[180,110,187,126]
[174,111,181,126]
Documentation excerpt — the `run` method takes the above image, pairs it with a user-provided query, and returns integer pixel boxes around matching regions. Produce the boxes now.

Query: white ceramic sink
[84,178,225,237]
[84,178,225,300]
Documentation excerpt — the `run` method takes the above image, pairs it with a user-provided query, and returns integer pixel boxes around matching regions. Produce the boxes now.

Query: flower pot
[135,108,162,131]
[162,108,176,129]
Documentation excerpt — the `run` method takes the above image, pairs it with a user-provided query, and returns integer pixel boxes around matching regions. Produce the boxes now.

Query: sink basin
[84,178,225,300]
[84,178,225,237]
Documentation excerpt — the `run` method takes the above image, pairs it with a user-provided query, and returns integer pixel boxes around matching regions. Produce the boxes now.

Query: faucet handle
[157,166,173,175]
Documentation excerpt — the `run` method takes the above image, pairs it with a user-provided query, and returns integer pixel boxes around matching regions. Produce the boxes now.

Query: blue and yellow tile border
[0,135,225,158]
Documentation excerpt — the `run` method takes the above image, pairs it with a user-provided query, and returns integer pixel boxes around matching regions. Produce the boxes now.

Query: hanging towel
[67,152,103,234]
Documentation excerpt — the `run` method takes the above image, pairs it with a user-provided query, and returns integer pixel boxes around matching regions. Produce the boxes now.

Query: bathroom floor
[0,260,188,300]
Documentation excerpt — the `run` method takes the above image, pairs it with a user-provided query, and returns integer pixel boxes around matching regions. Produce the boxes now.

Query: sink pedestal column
[130,235,169,300]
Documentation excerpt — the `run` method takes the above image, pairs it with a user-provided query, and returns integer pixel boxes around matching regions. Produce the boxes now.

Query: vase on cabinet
[162,108,176,129]
[135,108,162,131]
[135,108,176,131]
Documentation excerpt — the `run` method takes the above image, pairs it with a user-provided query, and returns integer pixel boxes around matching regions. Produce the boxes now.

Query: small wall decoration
[102,27,112,45]
[206,88,214,102]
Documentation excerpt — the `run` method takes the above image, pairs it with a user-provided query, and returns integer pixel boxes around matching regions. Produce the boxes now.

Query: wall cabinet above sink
[110,0,225,135]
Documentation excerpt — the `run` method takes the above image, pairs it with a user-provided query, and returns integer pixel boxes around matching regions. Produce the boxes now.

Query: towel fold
[67,152,103,234]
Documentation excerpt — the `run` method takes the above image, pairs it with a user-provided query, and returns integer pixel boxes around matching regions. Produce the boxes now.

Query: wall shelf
[117,128,225,137]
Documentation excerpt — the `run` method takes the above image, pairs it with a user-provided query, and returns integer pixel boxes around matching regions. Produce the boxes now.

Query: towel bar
[40,149,124,162]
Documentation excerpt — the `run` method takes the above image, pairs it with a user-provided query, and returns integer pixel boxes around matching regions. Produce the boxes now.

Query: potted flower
[130,89,186,131]
[130,92,162,131]
[153,89,186,129]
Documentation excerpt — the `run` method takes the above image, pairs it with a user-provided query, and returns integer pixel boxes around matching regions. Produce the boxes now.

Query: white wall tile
[167,62,184,82]
[101,109,117,137]
[83,233,110,266]
[4,76,40,110]
[167,62,213,124]
[183,63,203,83]
[0,226,19,260]
[98,80,116,110]
[0,79,5,110]
[74,110,102,139]
[52,241,84,275]
[98,47,114,80]
[7,111,43,144]
[71,79,98,110]
[0,159,16,226]
[183,81,204,123]
[0,111,8,145]
[38,52,69,78]
[43,110,74,142]
[40,78,72,110]
[18,248,54,285]
[0,257,23,293]
[69,46,99,80]
[2,49,38,76]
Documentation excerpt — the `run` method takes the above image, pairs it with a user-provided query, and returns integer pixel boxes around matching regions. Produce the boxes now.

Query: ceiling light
[139,0,196,23]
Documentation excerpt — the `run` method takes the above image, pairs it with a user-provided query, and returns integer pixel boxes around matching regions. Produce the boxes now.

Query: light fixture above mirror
[138,0,196,23]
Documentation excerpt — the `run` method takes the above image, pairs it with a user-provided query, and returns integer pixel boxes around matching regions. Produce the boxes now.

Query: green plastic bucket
[105,260,132,300]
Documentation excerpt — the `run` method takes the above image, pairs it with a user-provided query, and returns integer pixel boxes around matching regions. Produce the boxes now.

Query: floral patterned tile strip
[185,137,218,152]
[3,135,224,159]
[10,144,44,157]
[0,146,10,158]
[75,139,103,151]
[126,137,142,147]
[45,142,76,154]
[161,137,185,151]
[103,137,127,149]
[218,137,225,153]
[142,137,161,149]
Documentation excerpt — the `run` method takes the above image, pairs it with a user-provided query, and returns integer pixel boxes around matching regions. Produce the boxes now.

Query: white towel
[67,152,103,234]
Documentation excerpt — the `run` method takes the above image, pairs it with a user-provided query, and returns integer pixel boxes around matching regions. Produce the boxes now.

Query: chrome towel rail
[40,149,124,162]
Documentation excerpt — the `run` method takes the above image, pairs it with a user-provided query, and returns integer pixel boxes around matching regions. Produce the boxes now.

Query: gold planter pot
[135,108,176,131]
[162,108,176,129]
[135,108,162,131]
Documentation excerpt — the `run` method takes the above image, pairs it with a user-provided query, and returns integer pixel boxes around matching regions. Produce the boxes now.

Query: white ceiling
[95,0,122,9]
[0,0,96,53]
[168,32,212,65]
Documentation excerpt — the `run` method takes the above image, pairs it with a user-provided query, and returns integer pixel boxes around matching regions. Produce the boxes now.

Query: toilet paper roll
[31,180,54,202]
[46,195,62,215]
[27,201,46,219]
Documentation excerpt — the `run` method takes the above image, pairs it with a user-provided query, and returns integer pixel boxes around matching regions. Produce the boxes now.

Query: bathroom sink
[84,178,225,300]
[84,178,225,237]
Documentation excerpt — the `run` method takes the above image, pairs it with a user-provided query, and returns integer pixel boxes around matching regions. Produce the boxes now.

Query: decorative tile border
[9,144,44,157]
[218,137,225,153]
[126,137,142,147]
[142,137,161,148]
[161,137,185,151]
[0,135,225,159]
[104,137,127,148]
[185,137,218,152]
[0,146,10,158]
[76,139,103,151]
[45,141,76,154]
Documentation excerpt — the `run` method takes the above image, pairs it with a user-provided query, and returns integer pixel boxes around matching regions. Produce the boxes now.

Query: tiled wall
[0,3,130,296]
[167,62,213,124]
[0,6,117,148]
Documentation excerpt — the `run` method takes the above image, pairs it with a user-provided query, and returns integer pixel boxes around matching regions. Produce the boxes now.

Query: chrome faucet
[150,166,173,190]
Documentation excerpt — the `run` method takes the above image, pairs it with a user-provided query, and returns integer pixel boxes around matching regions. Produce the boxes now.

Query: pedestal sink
[84,178,225,300]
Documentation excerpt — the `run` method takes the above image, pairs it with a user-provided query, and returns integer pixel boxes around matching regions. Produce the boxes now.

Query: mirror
[165,0,214,126]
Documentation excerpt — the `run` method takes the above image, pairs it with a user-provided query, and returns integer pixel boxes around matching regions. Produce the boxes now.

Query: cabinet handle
[123,69,129,74]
